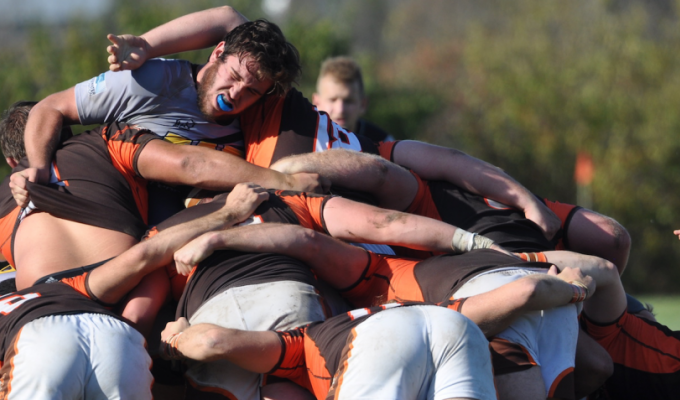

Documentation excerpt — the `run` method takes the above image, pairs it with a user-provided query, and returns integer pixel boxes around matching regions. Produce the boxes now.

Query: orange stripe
[332,328,357,400]
[6,327,24,397]
[0,207,20,267]
[548,367,574,398]
[51,162,69,186]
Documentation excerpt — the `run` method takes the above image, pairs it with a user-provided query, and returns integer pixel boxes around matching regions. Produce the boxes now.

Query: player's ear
[312,92,320,106]
[5,158,17,169]
[209,42,227,63]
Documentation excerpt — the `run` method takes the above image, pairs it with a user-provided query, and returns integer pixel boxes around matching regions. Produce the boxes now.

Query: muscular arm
[108,6,247,71]
[392,140,561,239]
[137,139,326,192]
[23,87,79,183]
[162,320,281,371]
[323,196,477,253]
[174,223,368,289]
[87,183,268,304]
[270,149,418,211]
[461,268,591,337]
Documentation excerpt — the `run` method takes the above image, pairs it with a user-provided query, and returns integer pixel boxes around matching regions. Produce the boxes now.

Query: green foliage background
[2,0,680,293]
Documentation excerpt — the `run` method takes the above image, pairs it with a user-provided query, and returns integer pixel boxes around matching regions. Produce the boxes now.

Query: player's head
[0,101,73,168]
[197,19,301,122]
[312,56,367,132]
[0,101,37,167]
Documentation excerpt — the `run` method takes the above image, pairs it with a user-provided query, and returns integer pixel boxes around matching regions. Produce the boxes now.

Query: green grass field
[635,295,680,330]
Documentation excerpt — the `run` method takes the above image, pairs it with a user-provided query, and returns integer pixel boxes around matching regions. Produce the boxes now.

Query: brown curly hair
[220,19,301,97]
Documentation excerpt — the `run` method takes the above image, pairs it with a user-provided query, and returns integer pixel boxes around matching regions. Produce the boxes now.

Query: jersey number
[0,293,41,316]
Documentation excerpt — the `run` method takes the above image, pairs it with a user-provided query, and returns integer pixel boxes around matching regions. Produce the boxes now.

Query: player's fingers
[107,33,121,46]
[547,265,559,275]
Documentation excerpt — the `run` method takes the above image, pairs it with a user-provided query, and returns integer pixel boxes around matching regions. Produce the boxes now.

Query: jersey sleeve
[101,124,160,178]
[270,328,311,389]
[74,59,175,126]
[277,191,333,233]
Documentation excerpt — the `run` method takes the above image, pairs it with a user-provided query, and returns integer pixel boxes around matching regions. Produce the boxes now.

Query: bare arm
[107,6,248,71]
[323,196,501,254]
[23,87,79,184]
[392,140,561,240]
[160,318,281,371]
[542,250,627,323]
[174,223,368,289]
[462,266,594,337]
[137,139,327,193]
[87,183,268,304]
[270,149,418,211]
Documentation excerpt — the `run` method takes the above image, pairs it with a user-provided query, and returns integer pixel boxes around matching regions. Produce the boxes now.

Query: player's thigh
[331,306,432,400]
[426,306,497,400]
[1,315,88,400]
[87,313,153,400]
[495,366,546,400]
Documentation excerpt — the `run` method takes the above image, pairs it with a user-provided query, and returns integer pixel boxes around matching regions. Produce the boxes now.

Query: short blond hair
[317,56,365,97]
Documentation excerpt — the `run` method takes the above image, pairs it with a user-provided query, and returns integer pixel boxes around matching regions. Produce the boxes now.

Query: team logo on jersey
[173,119,196,130]
[87,73,107,95]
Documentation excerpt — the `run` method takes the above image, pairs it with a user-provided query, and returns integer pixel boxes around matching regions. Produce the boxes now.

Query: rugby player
[0,182,265,399]
[312,56,394,143]
[174,222,620,400]
[0,101,319,337]
[160,302,497,400]
[104,7,630,273]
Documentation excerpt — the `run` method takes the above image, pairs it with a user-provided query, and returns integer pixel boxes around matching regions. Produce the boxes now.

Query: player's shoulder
[130,58,194,94]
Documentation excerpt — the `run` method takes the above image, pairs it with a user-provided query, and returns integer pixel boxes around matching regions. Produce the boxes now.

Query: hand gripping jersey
[0,123,159,266]
[239,88,378,168]
[75,59,244,155]
[581,311,680,400]
[270,302,497,400]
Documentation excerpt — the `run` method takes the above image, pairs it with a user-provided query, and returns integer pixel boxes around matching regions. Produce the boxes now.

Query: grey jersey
[74,59,244,154]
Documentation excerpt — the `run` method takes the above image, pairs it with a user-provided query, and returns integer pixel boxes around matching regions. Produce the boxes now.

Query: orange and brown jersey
[0,123,158,265]
[270,302,434,400]
[239,88,379,168]
[0,282,121,363]
[153,189,334,301]
[341,249,552,309]
[581,311,680,399]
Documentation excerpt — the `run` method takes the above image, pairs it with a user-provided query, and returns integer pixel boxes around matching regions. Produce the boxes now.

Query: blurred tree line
[1,0,679,293]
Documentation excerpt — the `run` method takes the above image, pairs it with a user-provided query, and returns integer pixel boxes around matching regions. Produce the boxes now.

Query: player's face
[313,76,366,132]
[197,54,273,122]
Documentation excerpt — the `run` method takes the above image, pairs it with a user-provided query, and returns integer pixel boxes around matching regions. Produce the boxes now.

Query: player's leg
[541,251,627,323]
[494,367,546,400]
[87,313,153,400]
[545,201,630,274]
[185,280,327,400]
[120,267,171,339]
[573,330,613,399]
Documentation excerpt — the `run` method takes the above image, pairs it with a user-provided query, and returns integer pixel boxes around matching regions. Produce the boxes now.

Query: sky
[0,0,112,24]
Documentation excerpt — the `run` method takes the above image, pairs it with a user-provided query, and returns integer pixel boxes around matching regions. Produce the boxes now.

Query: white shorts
[0,313,152,400]
[453,268,579,397]
[185,280,327,400]
[330,305,497,400]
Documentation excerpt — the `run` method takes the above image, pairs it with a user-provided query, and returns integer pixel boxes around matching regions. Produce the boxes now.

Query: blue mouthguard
[217,94,233,112]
